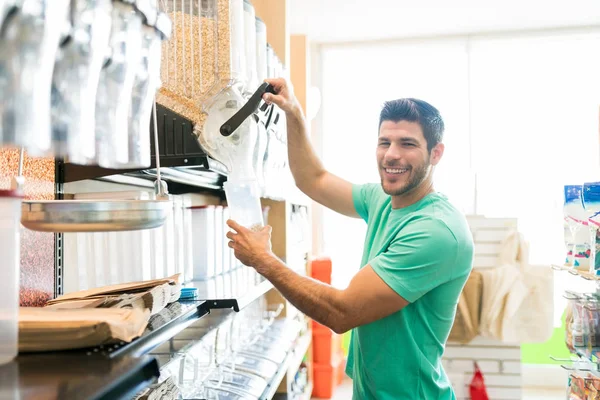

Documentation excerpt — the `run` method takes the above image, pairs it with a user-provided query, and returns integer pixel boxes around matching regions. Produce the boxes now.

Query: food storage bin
[223,179,263,230]
[62,191,154,292]
[265,44,274,79]
[95,0,143,168]
[191,205,216,279]
[0,1,15,32]
[50,0,112,164]
[222,206,231,274]
[0,0,70,156]
[0,190,22,365]
[214,205,224,275]
[172,196,185,278]
[121,7,172,168]
[242,0,257,93]
[253,118,268,193]
[157,0,245,126]
[255,17,267,84]
[182,196,194,282]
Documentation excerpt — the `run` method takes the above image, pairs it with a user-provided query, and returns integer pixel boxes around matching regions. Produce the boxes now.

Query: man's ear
[430,143,444,166]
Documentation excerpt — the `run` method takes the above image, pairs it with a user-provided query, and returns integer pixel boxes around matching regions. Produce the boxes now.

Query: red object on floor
[469,362,490,400]
[311,257,332,284]
[313,354,345,399]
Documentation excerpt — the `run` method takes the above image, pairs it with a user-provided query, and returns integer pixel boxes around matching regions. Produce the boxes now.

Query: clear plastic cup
[0,190,22,365]
[223,180,264,231]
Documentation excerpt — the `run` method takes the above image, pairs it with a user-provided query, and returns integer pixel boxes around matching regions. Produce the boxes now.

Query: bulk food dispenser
[157,0,270,229]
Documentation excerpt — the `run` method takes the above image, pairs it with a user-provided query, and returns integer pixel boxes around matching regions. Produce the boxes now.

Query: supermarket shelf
[574,346,600,362]
[57,104,229,195]
[260,352,292,400]
[551,264,600,281]
[186,267,274,312]
[272,382,313,400]
[109,300,209,358]
[0,353,159,400]
[260,331,312,400]
[288,332,312,379]
[300,382,314,400]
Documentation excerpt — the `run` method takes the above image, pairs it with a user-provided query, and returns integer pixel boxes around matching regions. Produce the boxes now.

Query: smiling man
[226,78,474,400]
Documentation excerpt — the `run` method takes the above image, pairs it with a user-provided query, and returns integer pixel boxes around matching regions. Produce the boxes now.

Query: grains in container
[158,0,236,125]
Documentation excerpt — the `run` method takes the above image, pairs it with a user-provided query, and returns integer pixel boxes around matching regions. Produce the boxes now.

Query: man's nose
[384,143,403,163]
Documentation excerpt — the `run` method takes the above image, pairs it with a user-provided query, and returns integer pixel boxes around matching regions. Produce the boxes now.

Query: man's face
[376,120,441,197]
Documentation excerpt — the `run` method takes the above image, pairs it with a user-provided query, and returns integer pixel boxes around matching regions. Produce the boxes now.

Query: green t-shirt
[348,183,474,400]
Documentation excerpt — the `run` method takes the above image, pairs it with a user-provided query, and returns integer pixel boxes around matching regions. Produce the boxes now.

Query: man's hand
[226,220,274,270]
[263,78,302,115]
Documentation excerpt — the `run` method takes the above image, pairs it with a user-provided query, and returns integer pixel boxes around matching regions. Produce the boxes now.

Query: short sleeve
[352,183,380,222]
[369,217,459,303]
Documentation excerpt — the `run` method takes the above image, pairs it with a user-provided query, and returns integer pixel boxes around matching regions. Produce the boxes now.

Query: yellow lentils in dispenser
[157,0,235,125]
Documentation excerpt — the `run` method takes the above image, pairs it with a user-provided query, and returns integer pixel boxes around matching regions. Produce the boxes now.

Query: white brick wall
[444,216,522,400]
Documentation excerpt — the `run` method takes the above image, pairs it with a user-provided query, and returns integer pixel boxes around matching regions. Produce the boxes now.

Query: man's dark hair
[378,98,444,152]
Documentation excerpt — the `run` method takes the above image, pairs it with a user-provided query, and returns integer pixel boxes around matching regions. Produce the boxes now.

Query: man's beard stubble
[381,159,430,197]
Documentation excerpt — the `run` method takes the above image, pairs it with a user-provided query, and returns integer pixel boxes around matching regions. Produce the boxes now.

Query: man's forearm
[256,253,349,334]
[285,107,326,194]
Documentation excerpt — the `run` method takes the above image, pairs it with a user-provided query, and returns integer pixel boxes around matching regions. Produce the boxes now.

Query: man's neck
[391,179,435,209]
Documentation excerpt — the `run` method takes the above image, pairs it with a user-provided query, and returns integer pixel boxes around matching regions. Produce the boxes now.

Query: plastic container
[242,0,257,93]
[182,196,194,282]
[0,190,22,365]
[214,205,224,276]
[563,185,590,269]
[582,182,600,275]
[255,17,267,84]
[157,0,245,125]
[0,0,70,156]
[191,206,216,279]
[63,191,154,292]
[200,87,258,178]
[172,196,185,278]
[50,0,113,163]
[95,0,143,168]
[222,206,231,274]
[266,44,274,79]
[313,355,346,399]
[223,179,264,231]
[254,119,268,193]
[121,8,171,168]
[313,322,342,364]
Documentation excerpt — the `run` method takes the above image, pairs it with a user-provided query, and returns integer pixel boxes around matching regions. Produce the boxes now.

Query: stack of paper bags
[45,274,182,315]
[19,274,182,352]
[19,307,150,352]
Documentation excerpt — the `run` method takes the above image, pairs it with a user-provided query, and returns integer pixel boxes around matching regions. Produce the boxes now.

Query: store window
[319,30,600,325]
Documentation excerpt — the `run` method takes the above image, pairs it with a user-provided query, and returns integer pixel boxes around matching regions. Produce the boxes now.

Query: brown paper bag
[19,307,150,352]
[448,270,483,344]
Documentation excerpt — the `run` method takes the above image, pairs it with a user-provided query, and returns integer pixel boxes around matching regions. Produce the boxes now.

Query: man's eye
[378,142,390,147]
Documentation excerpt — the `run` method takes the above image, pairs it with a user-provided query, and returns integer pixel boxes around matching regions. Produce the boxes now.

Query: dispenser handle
[219,83,275,137]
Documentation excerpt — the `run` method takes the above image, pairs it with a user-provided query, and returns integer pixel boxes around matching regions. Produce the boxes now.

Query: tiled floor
[316,378,566,399]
